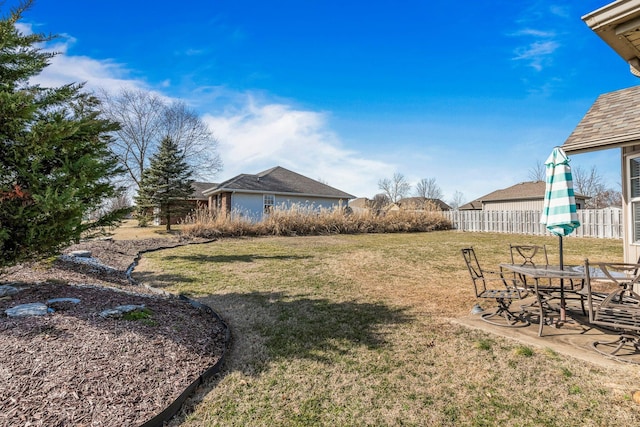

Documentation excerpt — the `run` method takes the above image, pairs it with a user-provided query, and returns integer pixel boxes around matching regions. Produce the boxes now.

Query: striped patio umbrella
[540,146,580,322]
[540,146,580,240]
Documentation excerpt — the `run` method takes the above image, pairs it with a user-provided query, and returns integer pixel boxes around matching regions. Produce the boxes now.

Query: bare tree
[573,165,605,208]
[573,165,603,198]
[100,89,164,188]
[99,88,222,189]
[572,165,622,208]
[414,177,443,199]
[449,190,465,210]
[378,173,411,203]
[528,160,546,182]
[589,188,622,208]
[161,101,222,180]
[371,193,391,213]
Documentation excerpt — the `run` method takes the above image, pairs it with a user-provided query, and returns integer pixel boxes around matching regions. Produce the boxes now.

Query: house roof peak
[203,166,355,199]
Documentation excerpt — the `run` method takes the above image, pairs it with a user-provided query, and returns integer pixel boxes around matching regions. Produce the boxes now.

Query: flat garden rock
[6,302,50,317]
[68,250,92,257]
[99,304,146,318]
[0,285,19,297]
[47,297,81,305]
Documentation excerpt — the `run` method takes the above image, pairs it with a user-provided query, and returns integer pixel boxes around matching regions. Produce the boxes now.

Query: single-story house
[396,197,452,211]
[190,181,218,209]
[151,181,217,226]
[459,181,588,211]
[348,196,451,214]
[348,197,372,214]
[202,166,355,221]
[564,0,640,263]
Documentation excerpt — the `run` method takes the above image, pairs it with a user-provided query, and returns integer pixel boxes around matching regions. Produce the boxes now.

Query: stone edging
[125,239,231,427]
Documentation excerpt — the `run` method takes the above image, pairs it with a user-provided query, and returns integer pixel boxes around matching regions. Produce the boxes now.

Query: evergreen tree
[0,1,127,268]
[136,136,195,231]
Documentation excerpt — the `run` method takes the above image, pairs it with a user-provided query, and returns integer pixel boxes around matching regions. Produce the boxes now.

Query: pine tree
[0,1,127,268]
[136,136,195,231]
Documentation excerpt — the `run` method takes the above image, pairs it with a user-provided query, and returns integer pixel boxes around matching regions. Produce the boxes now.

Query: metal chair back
[509,244,549,267]
[461,247,529,327]
[461,247,486,298]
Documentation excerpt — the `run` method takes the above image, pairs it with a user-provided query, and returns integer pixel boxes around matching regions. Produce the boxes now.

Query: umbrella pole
[559,235,566,322]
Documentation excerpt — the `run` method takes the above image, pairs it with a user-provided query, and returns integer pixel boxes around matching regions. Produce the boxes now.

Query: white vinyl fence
[441,208,623,239]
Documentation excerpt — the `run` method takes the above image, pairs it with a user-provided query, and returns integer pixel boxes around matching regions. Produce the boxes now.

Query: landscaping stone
[6,302,50,317]
[0,285,19,297]
[68,250,92,258]
[47,297,81,305]
[99,304,146,318]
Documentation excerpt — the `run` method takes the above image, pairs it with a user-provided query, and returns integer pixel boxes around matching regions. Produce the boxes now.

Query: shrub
[181,204,452,239]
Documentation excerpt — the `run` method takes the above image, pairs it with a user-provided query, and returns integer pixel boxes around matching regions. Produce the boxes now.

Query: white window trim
[627,154,640,244]
[263,194,275,215]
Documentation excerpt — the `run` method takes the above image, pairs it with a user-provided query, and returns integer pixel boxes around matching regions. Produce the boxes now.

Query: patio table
[499,264,587,336]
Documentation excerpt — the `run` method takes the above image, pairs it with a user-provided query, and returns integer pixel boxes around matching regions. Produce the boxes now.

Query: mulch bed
[0,238,228,427]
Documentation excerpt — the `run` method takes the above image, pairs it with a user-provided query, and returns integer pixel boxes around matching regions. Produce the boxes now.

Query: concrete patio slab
[452,297,640,370]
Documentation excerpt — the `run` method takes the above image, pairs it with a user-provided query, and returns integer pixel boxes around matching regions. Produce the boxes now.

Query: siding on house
[230,193,349,221]
[462,181,588,212]
[483,200,545,211]
[204,166,355,221]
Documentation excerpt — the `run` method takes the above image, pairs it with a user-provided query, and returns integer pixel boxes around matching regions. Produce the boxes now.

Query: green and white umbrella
[540,146,580,321]
[540,146,580,240]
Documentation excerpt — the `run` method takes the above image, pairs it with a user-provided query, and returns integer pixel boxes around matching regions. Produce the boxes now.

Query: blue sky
[17,1,640,203]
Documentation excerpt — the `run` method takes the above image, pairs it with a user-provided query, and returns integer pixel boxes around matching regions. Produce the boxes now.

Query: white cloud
[511,28,556,38]
[18,22,146,93]
[203,98,391,197]
[32,39,388,197]
[20,23,393,198]
[513,40,559,71]
[549,5,570,19]
[35,54,145,93]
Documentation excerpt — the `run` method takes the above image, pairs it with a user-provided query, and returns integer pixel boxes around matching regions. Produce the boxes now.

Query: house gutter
[582,0,640,31]
[202,188,355,200]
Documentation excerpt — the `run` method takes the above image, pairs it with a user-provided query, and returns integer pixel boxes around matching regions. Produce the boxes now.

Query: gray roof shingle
[563,85,640,154]
[190,182,218,200]
[461,181,588,209]
[204,166,355,199]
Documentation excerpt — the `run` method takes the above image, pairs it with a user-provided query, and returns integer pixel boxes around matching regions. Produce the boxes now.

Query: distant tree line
[375,173,466,210]
[529,161,621,209]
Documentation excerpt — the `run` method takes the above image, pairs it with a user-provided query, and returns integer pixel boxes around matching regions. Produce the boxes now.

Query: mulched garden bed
[0,238,228,427]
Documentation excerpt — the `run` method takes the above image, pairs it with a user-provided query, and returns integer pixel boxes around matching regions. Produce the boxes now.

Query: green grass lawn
[133,231,640,426]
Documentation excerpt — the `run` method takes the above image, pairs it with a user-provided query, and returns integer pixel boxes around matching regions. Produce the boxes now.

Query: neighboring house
[459,199,483,211]
[565,0,640,263]
[190,181,218,210]
[348,197,372,214]
[348,196,451,214]
[151,181,217,226]
[459,181,588,212]
[202,166,355,221]
[396,197,451,211]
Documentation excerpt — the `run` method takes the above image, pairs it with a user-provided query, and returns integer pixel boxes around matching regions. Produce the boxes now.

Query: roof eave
[203,187,355,199]
[564,135,640,154]
[583,0,640,76]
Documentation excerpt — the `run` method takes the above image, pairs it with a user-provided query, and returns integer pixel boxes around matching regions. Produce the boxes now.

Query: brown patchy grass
[105,219,184,241]
[132,231,639,426]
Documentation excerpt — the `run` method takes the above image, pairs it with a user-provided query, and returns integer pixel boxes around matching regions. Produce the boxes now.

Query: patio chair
[584,260,640,364]
[509,244,549,267]
[510,243,586,315]
[462,247,530,327]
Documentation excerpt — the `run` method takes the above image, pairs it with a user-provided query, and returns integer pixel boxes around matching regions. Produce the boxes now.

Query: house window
[629,156,640,242]
[264,194,275,214]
